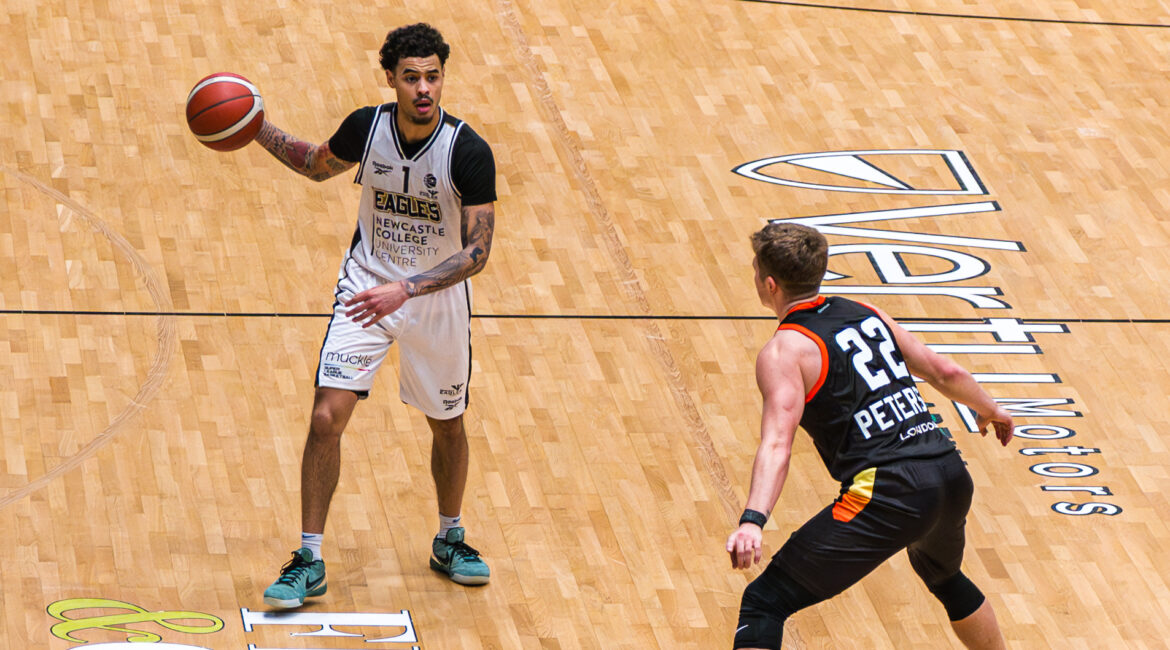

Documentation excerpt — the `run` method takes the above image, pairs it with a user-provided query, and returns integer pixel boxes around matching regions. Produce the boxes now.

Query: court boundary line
[739,0,1170,29]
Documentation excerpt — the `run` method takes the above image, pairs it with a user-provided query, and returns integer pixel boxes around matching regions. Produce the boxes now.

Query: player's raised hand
[344,281,411,328]
[976,406,1014,446]
[726,524,764,570]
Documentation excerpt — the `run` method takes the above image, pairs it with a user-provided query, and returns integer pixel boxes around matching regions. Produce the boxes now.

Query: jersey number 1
[834,316,910,391]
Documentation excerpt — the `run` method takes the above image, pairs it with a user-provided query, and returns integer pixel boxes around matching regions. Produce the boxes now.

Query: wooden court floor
[4,0,1170,647]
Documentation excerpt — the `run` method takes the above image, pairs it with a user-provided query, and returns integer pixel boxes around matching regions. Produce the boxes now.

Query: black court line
[3,309,1170,324]
[739,0,1170,29]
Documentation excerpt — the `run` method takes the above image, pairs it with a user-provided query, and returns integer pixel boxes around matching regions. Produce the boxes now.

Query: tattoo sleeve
[255,121,355,182]
[404,203,495,297]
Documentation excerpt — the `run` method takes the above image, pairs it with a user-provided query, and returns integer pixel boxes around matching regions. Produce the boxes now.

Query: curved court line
[739,0,1170,29]
[0,166,177,510]
[494,1,742,523]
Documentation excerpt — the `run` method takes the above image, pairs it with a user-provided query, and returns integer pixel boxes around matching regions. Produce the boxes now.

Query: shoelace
[446,540,482,560]
[276,553,313,585]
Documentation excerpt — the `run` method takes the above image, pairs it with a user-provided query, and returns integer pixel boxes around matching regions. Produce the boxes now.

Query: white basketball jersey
[350,104,466,280]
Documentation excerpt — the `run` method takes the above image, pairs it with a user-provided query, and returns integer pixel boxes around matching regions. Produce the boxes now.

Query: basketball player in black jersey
[727,223,1013,649]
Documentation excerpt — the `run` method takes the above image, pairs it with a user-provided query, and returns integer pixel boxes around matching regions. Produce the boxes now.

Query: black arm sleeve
[327,106,378,163]
[451,126,497,206]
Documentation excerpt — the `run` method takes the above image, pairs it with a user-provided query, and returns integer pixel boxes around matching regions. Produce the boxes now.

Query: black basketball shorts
[772,451,974,598]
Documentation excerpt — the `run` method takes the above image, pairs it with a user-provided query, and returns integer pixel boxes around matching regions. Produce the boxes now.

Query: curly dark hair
[379,23,451,71]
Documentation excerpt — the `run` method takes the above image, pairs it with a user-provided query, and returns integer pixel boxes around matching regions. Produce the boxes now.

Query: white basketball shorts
[315,257,472,419]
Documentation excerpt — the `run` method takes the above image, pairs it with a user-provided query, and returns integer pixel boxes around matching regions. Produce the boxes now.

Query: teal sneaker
[430,527,490,585]
[263,548,327,608]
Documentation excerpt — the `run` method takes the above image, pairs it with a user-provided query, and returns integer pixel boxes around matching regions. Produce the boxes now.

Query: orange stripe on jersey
[784,295,826,317]
[778,323,828,403]
[832,467,877,522]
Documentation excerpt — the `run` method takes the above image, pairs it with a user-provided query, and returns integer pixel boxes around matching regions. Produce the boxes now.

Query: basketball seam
[193,97,265,142]
[188,94,259,132]
[186,74,259,101]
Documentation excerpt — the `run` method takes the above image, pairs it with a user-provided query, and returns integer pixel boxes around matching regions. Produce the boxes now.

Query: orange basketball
[185,72,265,152]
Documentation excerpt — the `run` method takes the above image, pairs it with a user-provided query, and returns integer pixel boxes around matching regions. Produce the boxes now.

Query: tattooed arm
[254,120,355,182]
[344,202,495,327]
[404,203,495,297]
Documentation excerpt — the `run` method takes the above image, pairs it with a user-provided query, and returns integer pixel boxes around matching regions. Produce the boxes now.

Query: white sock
[437,513,461,540]
[301,532,324,561]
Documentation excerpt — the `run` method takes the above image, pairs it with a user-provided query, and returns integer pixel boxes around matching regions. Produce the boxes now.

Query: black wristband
[739,509,767,528]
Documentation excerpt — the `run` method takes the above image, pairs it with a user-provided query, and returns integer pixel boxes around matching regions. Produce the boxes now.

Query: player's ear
[765,276,778,295]
[385,69,396,88]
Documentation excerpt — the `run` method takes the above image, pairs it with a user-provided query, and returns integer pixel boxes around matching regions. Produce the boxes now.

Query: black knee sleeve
[735,564,822,649]
[927,571,985,621]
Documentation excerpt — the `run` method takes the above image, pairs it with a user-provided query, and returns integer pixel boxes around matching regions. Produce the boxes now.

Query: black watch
[739,509,768,528]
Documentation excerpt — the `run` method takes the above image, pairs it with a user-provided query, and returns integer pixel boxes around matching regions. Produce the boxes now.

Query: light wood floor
[4,0,1170,647]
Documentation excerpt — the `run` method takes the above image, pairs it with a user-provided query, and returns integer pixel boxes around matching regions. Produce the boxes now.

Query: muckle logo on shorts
[439,383,465,410]
[322,352,376,381]
[373,189,442,223]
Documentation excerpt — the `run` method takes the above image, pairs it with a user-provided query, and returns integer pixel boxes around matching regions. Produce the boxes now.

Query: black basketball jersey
[780,296,956,483]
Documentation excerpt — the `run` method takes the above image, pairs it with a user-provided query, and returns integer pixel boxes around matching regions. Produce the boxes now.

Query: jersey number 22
[834,316,910,391]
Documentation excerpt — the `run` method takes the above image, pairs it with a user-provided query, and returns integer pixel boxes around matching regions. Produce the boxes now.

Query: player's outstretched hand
[344,281,411,328]
[976,406,1014,446]
[726,524,764,570]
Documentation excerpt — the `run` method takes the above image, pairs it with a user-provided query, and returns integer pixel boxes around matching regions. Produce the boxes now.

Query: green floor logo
[47,598,223,644]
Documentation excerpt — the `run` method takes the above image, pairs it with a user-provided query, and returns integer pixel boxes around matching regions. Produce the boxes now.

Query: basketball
[185,72,265,152]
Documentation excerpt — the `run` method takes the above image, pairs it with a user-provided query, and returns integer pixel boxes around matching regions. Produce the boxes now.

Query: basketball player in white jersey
[249,23,496,608]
